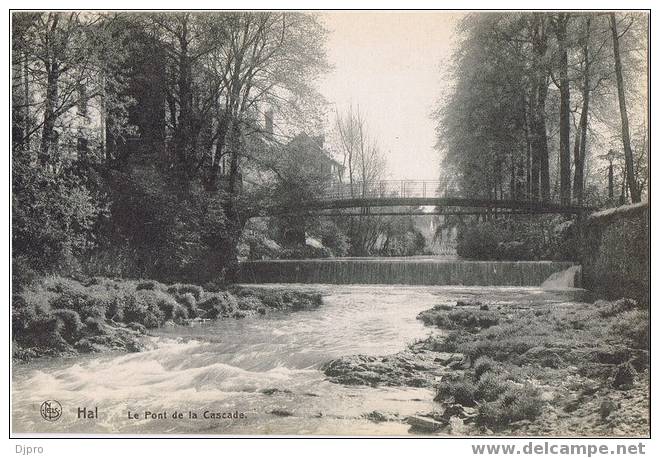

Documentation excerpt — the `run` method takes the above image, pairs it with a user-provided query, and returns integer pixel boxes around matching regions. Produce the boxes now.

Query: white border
[1,2,655,457]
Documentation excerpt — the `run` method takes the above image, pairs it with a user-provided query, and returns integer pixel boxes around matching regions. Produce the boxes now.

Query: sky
[317,11,464,181]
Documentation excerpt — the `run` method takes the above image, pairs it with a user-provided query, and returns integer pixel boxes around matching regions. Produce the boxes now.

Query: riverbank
[323,296,649,436]
[12,276,322,362]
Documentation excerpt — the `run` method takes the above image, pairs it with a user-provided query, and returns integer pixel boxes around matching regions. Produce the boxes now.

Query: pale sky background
[318,11,464,181]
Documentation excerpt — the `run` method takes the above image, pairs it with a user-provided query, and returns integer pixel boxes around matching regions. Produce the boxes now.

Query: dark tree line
[436,12,648,208]
[12,12,329,283]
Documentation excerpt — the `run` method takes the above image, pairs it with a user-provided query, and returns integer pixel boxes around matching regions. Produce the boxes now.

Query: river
[12,284,586,435]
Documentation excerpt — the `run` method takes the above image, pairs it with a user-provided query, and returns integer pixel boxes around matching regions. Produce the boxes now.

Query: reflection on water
[12,285,586,435]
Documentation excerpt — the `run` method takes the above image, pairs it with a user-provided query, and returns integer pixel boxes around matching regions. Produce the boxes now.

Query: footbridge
[250,180,593,217]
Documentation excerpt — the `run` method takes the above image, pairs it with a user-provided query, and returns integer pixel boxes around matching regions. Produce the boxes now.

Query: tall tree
[609,12,641,203]
[529,13,551,201]
[552,13,572,206]
[572,15,591,205]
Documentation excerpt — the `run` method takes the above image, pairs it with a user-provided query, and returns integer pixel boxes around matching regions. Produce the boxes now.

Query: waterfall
[238,258,578,286]
[541,265,582,289]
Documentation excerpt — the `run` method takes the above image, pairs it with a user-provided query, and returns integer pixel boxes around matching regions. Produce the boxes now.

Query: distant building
[284,132,345,183]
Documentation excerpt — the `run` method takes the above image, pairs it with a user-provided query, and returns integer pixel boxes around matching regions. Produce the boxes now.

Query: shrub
[610,310,649,350]
[51,309,83,342]
[237,295,264,311]
[612,361,638,388]
[282,291,322,310]
[474,356,497,380]
[436,378,477,406]
[12,295,40,337]
[455,217,568,261]
[136,280,165,291]
[316,220,350,256]
[456,223,502,260]
[122,292,166,328]
[176,292,198,318]
[139,290,182,322]
[12,256,39,292]
[500,385,543,423]
[12,153,106,273]
[597,298,641,318]
[476,385,543,429]
[167,284,204,301]
[448,309,500,329]
[238,288,316,310]
[25,315,68,350]
[50,289,106,320]
[198,292,238,319]
[105,295,126,321]
[476,372,510,402]
[171,303,188,322]
[418,308,499,330]
[84,316,106,335]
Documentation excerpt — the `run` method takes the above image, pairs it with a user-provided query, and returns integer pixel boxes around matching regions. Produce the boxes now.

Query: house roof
[287,133,343,169]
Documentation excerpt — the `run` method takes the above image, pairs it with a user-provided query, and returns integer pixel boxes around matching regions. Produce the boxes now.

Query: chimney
[264,109,273,136]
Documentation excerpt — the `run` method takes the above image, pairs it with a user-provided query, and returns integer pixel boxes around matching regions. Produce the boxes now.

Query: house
[283,132,344,183]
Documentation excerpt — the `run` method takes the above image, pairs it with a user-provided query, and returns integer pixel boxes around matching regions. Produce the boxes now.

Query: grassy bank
[12,276,322,361]
[421,297,648,435]
[325,296,649,436]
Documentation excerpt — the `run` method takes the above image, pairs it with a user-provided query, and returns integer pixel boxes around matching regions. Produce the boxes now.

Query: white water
[541,265,582,289]
[12,284,587,435]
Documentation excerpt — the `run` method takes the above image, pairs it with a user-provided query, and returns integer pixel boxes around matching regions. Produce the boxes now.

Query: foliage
[176,293,198,318]
[455,216,575,261]
[12,11,330,282]
[314,219,350,256]
[13,276,327,360]
[197,292,239,319]
[476,385,544,429]
[456,222,504,260]
[51,309,84,342]
[12,154,107,273]
[417,306,500,330]
[436,12,648,209]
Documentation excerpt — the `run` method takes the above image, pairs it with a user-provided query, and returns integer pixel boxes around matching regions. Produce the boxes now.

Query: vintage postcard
[10,8,649,441]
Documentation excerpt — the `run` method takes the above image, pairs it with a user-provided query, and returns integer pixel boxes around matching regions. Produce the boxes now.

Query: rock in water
[406,415,445,432]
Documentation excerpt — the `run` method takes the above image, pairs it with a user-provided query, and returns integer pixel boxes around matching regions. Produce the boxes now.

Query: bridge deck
[253,180,592,216]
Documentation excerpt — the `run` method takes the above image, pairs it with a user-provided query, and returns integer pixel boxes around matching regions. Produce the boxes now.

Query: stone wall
[580,202,649,304]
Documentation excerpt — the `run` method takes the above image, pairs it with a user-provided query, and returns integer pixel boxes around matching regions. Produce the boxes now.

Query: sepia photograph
[9,7,650,440]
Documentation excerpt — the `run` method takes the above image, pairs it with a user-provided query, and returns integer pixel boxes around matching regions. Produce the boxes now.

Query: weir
[238,258,579,287]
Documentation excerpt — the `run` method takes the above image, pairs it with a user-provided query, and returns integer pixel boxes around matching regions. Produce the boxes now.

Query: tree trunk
[206,115,231,191]
[227,122,241,196]
[523,98,532,199]
[22,50,30,149]
[610,12,641,203]
[40,60,59,166]
[530,14,550,201]
[555,13,572,206]
[528,86,540,200]
[174,15,194,176]
[537,81,550,202]
[573,17,591,206]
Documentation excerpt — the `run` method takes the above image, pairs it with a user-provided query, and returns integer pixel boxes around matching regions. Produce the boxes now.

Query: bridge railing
[324,180,449,200]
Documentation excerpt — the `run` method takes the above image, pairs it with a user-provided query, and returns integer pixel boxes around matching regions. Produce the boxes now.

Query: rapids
[12,284,586,435]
